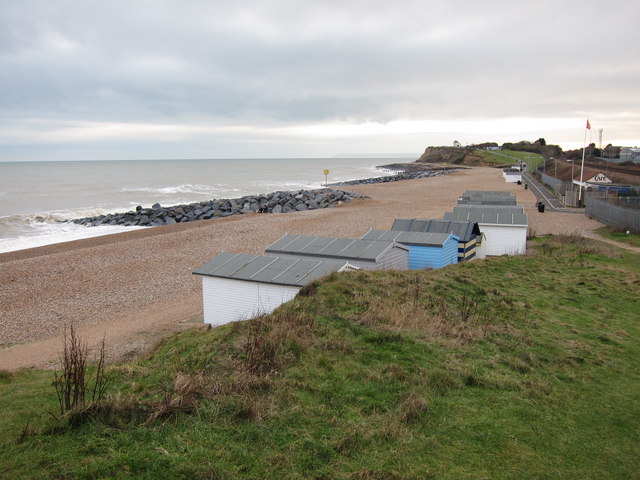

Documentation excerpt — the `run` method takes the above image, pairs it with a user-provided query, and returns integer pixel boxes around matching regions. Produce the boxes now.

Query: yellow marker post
[323,169,330,187]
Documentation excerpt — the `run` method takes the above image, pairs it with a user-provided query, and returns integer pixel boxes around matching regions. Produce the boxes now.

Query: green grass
[1,236,639,479]
[475,149,544,173]
[596,226,640,247]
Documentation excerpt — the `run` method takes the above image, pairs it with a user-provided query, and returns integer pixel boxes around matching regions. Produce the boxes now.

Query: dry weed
[397,391,430,424]
[541,234,623,258]
[356,295,491,344]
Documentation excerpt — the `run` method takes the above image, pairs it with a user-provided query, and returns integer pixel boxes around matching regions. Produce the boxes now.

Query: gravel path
[0,167,605,370]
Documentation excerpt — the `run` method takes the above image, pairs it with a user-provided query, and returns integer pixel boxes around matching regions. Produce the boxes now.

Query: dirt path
[580,230,640,254]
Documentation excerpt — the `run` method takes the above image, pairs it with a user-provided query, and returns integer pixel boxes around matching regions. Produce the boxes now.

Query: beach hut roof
[391,218,481,242]
[193,252,348,287]
[459,190,517,206]
[443,206,528,226]
[265,234,408,262]
[462,190,515,198]
[361,229,458,247]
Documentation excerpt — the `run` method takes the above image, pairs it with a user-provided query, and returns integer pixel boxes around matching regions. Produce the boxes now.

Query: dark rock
[66,185,380,229]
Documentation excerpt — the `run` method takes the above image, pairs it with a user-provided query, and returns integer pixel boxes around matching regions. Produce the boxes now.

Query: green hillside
[1,236,639,479]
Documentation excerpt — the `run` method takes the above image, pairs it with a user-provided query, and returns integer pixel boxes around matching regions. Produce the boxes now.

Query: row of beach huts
[193,190,529,326]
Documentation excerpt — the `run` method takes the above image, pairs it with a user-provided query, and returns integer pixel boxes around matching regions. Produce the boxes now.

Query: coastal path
[521,172,575,213]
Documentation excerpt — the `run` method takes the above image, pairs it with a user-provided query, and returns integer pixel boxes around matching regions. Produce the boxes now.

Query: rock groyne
[69,188,368,228]
[329,167,458,186]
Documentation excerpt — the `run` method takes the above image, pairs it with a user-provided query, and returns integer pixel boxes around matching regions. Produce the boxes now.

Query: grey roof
[463,190,515,197]
[459,190,517,206]
[391,218,481,242]
[193,252,348,287]
[443,206,528,226]
[265,234,408,262]
[361,229,458,247]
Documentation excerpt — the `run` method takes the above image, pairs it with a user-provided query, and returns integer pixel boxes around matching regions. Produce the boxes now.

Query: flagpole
[578,119,590,203]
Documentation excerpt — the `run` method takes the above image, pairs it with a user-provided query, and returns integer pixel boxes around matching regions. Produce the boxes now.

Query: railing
[585,196,640,233]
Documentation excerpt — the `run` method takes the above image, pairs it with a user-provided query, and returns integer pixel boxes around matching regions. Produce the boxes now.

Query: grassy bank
[596,226,640,247]
[475,149,544,172]
[1,235,639,479]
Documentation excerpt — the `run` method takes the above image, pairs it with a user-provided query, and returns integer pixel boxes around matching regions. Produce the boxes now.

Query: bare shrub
[53,324,109,416]
[16,416,36,444]
[458,291,480,323]
[241,317,281,376]
[237,310,316,378]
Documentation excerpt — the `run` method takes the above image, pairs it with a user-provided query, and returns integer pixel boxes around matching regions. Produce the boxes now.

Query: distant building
[619,147,640,164]
[502,168,523,183]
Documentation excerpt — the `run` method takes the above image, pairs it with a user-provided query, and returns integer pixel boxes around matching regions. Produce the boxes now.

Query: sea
[0,157,406,253]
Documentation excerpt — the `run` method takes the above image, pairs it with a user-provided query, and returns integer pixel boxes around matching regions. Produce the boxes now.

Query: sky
[1,0,639,161]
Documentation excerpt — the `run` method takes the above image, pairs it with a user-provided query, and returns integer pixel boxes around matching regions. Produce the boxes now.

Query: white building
[443,205,528,256]
[502,168,523,183]
[193,252,354,326]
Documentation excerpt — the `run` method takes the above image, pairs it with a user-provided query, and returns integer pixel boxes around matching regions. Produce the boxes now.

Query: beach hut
[443,205,528,256]
[360,230,459,269]
[391,218,483,262]
[502,168,523,183]
[193,252,354,326]
[458,190,518,206]
[265,234,409,270]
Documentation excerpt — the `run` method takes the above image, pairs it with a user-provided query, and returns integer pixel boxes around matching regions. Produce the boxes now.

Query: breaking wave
[120,184,222,196]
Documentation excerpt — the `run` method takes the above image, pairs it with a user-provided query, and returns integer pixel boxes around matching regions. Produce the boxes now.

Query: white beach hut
[502,168,523,183]
[193,252,354,326]
[443,206,528,256]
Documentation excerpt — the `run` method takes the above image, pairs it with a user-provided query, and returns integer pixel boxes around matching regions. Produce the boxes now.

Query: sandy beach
[0,167,604,370]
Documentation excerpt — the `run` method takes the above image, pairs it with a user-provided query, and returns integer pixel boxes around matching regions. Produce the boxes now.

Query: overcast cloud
[1,0,638,160]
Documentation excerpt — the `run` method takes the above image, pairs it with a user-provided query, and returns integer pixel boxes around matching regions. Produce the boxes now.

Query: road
[521,172,576,213]
[486,150,575,213]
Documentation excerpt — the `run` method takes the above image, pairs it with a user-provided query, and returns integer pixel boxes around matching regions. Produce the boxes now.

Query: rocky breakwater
[329,167,458,187]
[68,188,368,228]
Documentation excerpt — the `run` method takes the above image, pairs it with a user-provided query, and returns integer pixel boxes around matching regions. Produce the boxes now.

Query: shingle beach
[0,167,604,370]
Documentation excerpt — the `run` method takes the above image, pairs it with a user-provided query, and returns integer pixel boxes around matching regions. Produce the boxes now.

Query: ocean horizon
[0,157,410,253]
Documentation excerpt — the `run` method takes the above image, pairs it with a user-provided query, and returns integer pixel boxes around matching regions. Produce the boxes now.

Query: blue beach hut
[361,230,459,270]
[391,218,483,262]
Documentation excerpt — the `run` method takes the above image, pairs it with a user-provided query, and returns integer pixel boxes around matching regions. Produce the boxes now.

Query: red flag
[586,119,591,130]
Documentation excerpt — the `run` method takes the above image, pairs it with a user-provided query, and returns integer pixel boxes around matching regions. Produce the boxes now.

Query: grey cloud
[0,0,639,158]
